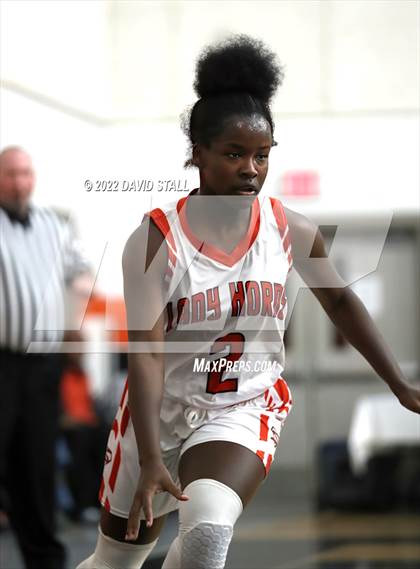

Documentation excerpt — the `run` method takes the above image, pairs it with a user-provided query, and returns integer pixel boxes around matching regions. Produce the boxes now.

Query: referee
[0,146,90,569]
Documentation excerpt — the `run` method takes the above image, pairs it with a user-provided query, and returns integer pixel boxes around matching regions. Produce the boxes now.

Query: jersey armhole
[143,209,177,285]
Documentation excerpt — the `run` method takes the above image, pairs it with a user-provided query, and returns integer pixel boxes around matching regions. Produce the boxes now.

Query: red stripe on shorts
[274,378,289,405]
[120,405,130,437]
[119,380,128,409]
[256,450,265,463]
[99,478,104,502]
[109,443,121,492]
[259,414,269,441]
[112,418,118,438]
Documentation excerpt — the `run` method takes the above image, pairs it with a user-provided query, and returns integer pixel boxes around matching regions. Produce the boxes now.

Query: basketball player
[76,35,420,569]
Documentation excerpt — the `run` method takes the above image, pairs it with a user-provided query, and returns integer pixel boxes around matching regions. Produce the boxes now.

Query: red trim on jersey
[167,250,176,268]
[144,209,178,285]
[177,190,261,267]
[120,405,130,437]
[270,197,293,268]
[282,232,291,253]
[259,414,270,441]
[145,209,177,254]
[109,443,121,492]
[104,497,111,512]
[266,454,273,473]
[269,197,287,237]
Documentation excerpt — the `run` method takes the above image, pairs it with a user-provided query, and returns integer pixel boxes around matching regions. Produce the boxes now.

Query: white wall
[2,1,418,119]
[0,1,112,117]
[99,0,420,118]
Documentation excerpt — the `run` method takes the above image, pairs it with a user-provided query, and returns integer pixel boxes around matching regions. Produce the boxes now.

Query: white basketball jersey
[145,190,293,410]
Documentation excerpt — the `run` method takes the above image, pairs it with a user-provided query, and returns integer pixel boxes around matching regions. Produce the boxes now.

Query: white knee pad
[178,478,243,569]
[74,527,158,569]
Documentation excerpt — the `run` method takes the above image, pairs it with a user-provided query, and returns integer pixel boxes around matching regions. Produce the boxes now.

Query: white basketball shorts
[99,377,292,519]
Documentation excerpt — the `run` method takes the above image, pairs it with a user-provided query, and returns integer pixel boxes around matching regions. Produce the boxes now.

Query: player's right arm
[122,218,188,540]
[284,206,420,414]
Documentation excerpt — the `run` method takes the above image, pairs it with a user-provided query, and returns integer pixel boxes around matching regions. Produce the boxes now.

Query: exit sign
[281,171,320,198]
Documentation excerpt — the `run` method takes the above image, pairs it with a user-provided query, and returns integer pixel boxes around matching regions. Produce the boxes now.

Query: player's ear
[192,144,201,168]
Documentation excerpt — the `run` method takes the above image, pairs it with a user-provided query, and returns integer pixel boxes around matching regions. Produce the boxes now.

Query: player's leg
[179,440,265,505]
[162,440,265,569]
[162,386,292,569]
[76,422,181,568]
[101,507,167,543]
[75,509,166,569]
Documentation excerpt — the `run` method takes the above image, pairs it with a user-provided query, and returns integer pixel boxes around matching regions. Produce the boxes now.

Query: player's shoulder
[123,198,181,274]
[282,206,315,232]
[282,206,320,258]
[264,197,311,230]
[261,195,290,235]
[143,195,182,237]
[125,213,165,258]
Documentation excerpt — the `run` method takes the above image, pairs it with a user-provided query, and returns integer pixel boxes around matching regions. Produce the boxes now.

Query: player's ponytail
[182,34,284,167]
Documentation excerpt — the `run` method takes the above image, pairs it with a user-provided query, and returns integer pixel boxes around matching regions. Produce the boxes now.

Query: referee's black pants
[0,349,66,569]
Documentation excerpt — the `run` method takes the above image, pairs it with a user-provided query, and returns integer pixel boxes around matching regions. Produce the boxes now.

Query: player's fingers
[143,492,155,528]
[167,480,189,501]
[125,495,142,541]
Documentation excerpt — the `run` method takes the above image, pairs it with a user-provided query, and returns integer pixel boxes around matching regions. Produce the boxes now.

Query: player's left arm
[284,206,420,414]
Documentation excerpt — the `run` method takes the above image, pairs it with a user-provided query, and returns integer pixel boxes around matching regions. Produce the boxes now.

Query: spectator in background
[60,343,109,523]
[0,146,91,569]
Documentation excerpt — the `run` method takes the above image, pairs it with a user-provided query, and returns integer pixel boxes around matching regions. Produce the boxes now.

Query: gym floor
[1,469,420,569]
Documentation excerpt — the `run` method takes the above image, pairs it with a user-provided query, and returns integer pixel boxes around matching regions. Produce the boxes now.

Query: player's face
[195,114,272,205]
[0,150,35,216]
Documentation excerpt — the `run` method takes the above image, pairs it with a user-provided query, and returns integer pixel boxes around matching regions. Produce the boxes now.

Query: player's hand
[396,383,420,414]
[125,459,188,541]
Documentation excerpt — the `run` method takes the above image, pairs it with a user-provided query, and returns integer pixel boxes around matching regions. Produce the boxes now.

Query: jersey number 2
[206,333,245,394]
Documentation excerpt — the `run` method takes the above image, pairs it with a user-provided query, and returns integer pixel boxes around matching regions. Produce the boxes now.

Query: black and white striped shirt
[0,205,90,353]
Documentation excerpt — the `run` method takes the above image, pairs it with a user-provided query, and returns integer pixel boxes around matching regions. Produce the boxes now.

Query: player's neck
[188,192,252,230]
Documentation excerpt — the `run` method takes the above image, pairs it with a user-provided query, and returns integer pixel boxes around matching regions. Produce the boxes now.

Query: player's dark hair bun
[194,34,284,104]
[182,34,284,167]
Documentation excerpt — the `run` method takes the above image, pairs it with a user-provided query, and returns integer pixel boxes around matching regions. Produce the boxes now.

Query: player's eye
[256,154,268,163]
[226,152,241,159]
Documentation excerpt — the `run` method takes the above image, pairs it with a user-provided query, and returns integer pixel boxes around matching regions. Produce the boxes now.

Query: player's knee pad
[74,527,158,569]
[178,478,243,569]
[75,554,95,569]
